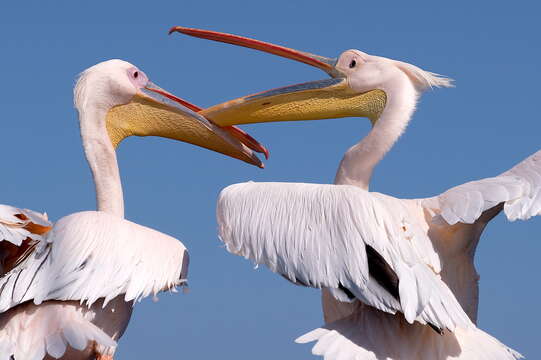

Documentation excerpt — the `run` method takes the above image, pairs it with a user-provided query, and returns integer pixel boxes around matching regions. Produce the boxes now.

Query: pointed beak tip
[168,26,182,35]
[262,147,270,160]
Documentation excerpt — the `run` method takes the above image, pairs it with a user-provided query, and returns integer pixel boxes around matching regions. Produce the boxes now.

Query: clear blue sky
[1,1,539,359]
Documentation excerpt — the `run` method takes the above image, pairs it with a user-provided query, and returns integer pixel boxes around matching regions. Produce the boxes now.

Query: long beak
[169,27,386,125]
[105,81,266,167]
[143,83,269,159]
[169,26,341,78]
[199,79,386,126]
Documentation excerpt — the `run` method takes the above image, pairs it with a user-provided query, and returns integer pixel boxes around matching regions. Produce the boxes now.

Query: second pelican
[171,27,539,360]
[0,59,268,360]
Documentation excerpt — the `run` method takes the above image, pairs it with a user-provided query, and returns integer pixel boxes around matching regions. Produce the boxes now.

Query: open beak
[169,26,386,125]
[105,81,267,168]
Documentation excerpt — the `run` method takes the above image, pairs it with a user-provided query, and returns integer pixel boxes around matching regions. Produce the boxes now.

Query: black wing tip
[428,322,444,335]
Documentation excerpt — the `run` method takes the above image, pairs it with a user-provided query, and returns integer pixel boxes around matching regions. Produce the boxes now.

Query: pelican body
[0,59,267,359]
[170,27,540,359]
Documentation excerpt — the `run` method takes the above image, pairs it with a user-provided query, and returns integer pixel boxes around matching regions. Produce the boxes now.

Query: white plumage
[0,58,263,360]
[430,150,541,224]
[0,205,50,246]
[0,209,188,360]
[217,147,540,359]
[296,302,522,360]
[0,300,117,360]
[181,27,540,359]
[218,182,470,331]
[0,211,188,312]
[217,153,540,359]
[0,60,192,360]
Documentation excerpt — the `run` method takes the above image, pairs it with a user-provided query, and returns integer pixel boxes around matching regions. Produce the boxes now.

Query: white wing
[217,182,471,331]
[0,300,116,360]
[0,210,189,312]
[424,149,541,225]
[296,305,522,360]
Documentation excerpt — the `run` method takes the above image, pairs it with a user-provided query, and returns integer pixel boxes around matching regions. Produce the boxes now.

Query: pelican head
[74,59,265,167]
[169,27,452,127]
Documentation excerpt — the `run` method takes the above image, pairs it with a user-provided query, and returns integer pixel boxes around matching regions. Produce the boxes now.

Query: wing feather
[217,182,471,331]
[0,211,188,312]
[0,205,51,246]
[429,150,541,224]
[296,308,522,360]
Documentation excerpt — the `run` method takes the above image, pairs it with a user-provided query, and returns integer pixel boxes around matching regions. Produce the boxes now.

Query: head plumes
[393,60,453,92]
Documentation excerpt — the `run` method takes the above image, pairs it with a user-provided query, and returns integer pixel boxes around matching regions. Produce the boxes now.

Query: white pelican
[171,27,540,359]
[0,59,268,360]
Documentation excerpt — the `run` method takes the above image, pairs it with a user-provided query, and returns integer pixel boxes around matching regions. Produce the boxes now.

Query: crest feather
[394,61,453,91]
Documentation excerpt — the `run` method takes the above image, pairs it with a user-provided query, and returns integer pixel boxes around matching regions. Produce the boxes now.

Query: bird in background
[0,59,269,360]
[170,26,540,360]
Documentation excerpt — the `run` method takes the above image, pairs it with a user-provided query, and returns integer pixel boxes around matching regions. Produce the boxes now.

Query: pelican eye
[349,60,357,69]
[134,71,139,79]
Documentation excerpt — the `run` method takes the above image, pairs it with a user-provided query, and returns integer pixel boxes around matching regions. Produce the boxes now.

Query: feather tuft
[394,61,454,91]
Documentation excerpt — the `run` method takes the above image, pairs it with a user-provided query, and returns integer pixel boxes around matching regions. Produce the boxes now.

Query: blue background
[1,1,539,358]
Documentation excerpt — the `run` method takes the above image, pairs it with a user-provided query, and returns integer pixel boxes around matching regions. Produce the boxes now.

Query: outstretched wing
[217,182,471,332]
[0,210,189,312]
[424,149,541,225]
[0,205,52,276]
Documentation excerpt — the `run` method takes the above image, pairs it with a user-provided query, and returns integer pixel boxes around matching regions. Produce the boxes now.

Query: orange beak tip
[168,26,180,35]
[262,147,270,160]
[169,26,192,36]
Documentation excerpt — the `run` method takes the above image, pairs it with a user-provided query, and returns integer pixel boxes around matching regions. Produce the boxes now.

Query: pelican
[170,27,540,359]
[0,59,268,360]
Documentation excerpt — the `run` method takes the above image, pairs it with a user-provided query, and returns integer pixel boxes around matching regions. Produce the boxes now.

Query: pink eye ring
[127,67,148,88]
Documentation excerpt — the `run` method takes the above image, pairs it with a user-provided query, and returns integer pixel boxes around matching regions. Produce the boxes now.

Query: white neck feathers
[79,107,125,218]
[334,79,418,190]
